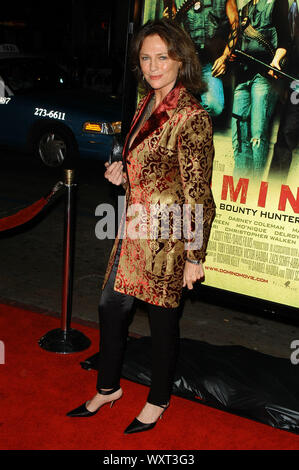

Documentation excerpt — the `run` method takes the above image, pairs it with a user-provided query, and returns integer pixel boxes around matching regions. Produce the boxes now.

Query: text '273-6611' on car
[0,44,122,167]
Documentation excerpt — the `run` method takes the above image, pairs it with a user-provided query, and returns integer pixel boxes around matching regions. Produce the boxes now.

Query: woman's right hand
[104,161,127,186]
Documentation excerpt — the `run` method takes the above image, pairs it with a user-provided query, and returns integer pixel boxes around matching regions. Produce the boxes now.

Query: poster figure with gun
[268,0,299,181]
[231,0,291,179]
[159,0,240,116]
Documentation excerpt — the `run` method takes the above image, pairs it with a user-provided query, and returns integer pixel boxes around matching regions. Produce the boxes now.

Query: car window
[0,58,70,94]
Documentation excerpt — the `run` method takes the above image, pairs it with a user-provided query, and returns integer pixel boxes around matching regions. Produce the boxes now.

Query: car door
[0,58,35,148]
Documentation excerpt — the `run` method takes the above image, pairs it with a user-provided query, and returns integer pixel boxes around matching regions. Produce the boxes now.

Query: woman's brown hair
[130,18,206,95]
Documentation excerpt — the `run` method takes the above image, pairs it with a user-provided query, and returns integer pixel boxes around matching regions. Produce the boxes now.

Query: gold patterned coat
[102,83,215,308]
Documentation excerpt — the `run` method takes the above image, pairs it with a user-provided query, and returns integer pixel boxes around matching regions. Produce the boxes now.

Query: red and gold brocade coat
[102,83,216,308]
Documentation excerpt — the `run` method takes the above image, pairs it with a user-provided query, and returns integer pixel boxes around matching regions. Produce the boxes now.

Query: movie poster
[142,0,299,308]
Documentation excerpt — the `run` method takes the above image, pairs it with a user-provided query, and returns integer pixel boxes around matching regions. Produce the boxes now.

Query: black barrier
[81,336,299,435]
[39,169,91,353]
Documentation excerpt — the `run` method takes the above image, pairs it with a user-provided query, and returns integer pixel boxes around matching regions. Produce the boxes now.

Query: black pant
[96,241,180,406]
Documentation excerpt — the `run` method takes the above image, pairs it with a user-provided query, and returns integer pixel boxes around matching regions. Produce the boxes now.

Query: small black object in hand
[109,135,124,164]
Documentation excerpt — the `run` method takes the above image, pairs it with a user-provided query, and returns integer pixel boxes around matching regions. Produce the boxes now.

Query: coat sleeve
[177,109,216,262]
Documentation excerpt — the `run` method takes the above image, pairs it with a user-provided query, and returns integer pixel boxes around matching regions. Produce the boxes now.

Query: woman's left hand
[104,161,127,186]
[183,261,205,290]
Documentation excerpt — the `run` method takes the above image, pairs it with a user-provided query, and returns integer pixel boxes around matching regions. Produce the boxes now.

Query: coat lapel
[124,83,184,156]
[122,91,153,160]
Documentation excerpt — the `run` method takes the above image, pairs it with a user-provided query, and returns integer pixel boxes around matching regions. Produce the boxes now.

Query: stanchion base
[38,328,91,354]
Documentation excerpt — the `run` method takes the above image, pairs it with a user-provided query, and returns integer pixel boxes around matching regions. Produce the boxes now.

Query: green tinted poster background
[142,0,299,308]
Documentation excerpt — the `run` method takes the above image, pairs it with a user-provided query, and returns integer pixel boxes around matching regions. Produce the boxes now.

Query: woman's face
[139,34,181,97]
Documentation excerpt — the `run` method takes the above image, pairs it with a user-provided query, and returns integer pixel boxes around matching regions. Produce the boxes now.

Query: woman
[161,0,240,117]
[269,0,299,181]
[231,0,290,178]
[67,19,215,434]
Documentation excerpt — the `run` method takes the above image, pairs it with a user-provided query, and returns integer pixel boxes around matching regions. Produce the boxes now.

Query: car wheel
[35,125,77,168]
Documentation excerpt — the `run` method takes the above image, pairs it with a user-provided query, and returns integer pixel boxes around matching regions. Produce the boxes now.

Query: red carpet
[1,302,299,450]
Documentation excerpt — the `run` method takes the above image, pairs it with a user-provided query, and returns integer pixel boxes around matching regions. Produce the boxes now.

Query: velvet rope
[0,182,64,232]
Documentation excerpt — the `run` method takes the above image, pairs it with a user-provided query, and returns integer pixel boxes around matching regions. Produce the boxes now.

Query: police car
[0,44,122,167]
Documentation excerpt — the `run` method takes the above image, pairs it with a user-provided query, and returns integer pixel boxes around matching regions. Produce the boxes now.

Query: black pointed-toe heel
[124,403,169,434]
[66,386,122,417]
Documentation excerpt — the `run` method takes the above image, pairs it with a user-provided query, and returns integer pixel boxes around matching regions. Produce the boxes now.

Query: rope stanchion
[0,181,64,231]
[38,169,91,354]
